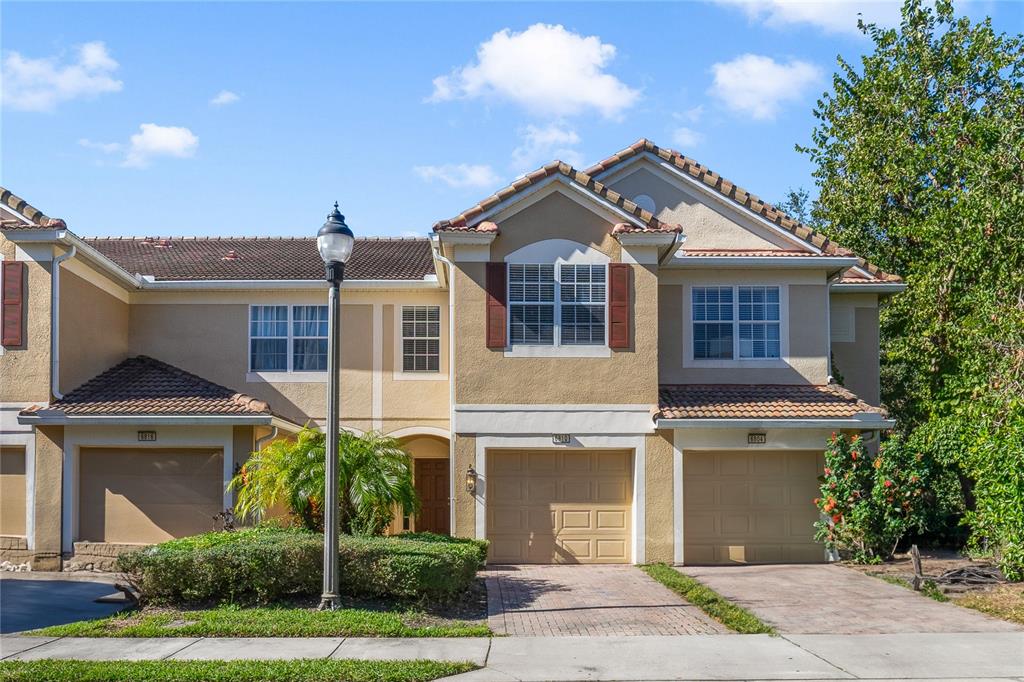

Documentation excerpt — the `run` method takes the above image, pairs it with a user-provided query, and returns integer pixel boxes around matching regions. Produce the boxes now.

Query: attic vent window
[633,194,656,214]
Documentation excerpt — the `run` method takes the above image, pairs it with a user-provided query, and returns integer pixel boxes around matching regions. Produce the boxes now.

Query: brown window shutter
[608,263,631,350]
[2,261,25,347]
[485,262,507,349]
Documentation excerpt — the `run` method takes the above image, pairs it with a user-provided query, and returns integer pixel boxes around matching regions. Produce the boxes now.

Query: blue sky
[2,1,1019,238]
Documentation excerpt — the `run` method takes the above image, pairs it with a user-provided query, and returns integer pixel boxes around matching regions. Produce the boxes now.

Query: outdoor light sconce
[465,467,477,494]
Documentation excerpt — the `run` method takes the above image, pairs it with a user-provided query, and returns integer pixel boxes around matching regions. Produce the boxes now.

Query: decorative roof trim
[657,417,896,429]
[0,187,65,228]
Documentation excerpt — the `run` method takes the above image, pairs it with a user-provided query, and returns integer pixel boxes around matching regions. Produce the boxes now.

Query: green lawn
[30,604,490,638]
[641,563,776,635]
[0,659,476,682]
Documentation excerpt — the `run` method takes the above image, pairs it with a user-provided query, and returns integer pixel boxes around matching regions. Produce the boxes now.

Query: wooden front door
[414,459,450,535]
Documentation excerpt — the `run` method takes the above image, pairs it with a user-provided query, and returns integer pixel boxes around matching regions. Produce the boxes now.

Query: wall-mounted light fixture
[465,466,477,494]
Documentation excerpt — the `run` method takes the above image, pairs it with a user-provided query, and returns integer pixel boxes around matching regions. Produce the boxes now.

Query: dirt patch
[955,584,1024,625]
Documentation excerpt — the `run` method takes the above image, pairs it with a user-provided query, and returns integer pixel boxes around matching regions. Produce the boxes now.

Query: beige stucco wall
[452,192,659,406]
[32,426,63,569]
[60,269,129,394]
[0,445,27,536]
[381,300,449,435]
[831,296,881,405]
[659,271,829,385]
[0,240,52,404]
[645,430,674,563]
[128,303,373,426]
[608,165,795,251]
[453,434,475,538]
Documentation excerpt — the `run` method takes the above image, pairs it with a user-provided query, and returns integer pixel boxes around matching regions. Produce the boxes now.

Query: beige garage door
[684,450,824,564]
[487,450,632,564]
[79,448,224,544]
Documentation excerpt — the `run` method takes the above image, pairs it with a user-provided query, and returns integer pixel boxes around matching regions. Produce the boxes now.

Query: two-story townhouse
[0,139,903,570]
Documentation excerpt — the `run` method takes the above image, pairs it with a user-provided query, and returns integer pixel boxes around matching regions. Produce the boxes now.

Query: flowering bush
[814,432,933,562]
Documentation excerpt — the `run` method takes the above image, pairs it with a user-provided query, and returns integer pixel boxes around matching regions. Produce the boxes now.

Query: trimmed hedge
[397,532,489,568]
[117,528,487,605]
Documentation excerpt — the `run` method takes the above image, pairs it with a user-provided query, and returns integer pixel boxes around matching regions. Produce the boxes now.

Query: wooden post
[910,544,923,591]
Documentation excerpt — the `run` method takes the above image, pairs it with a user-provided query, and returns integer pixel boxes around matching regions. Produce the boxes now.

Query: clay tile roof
[658,384,886,420]
[585,140,901,284]
[85,236,435,281]
[679,249,850,257]
[0,186,66,229]
[432,161,682,235]
[20,356,277,417]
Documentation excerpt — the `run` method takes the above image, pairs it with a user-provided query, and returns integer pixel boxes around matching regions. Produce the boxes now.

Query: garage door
[487,450,632,564]
[79,448,224,544]
[684,450,824,564]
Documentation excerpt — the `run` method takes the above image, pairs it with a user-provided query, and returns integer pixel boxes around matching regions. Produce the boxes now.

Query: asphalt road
[0,577,126,634]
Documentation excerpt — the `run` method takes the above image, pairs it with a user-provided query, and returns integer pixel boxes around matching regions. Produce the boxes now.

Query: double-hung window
[691,285,781,360]
[249,305,328,372]
[508,263,606,346]
[401,305,440,372]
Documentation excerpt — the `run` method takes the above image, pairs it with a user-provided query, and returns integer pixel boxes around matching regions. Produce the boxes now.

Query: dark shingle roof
[84,236,435,281]
[21,356,275,417]
[658,384,885,420]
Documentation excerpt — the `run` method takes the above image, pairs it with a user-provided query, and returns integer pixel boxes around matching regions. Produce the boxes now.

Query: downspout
[658,231,685,265]
[255,426,278,451]
[50,245,77,400]
[825,269,844,384]
[431,238,458,535]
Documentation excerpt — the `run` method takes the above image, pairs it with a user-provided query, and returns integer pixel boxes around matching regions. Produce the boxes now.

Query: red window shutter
[2,261,25,347]
[608,263,631,350]
[485,262,507,349]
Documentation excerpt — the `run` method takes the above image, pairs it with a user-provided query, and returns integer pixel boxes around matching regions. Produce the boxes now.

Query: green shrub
[118,529,481,604]
[397,532,489,568]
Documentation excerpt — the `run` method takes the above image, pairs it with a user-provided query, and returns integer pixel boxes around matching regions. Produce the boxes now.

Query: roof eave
[656,416,895,429]
[832,282,907,293]
[665,256,860,269]
[134,277,440,290]
[17,411,302,429]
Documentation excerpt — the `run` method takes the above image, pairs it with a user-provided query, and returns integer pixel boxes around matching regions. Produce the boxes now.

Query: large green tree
[799,0,1024,576]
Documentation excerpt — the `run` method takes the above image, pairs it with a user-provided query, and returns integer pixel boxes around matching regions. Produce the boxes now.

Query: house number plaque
[552,434,571,445]
[138,430,157,442]
[747,433,767,444]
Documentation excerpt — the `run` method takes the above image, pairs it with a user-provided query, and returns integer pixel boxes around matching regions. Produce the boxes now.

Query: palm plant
[230,427,419,535]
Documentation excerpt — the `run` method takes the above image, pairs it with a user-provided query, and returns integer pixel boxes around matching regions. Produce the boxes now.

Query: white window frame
[393,303,448,381]
[683,283,789,368]
[505,262,611,358]
[246,304,329,382]
[399,305,441,374]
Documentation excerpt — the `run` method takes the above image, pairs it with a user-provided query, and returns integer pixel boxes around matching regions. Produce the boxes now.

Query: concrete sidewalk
[3,633,1023,680]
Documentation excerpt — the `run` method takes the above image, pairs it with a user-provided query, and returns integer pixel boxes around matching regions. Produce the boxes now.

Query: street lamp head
[317,202,355,283]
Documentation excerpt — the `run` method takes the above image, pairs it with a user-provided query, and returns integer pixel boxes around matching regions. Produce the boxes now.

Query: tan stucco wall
[401,435,449,459]
[453,434,475,538]
[32,426,63,569]
[0,445,27,536]
[382,301,449,434]
[659,272,829,385]
[0,241,52,404]
[60,269,129,394]
[452,193,658,405]
[128,303,373,426]
[645,430,674,563]
[832,301,881,405]
[608,165,795,251]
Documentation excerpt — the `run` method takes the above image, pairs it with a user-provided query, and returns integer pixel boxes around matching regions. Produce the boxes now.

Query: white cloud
[2,41,123,112]
[78,138,123,154]
[671,127,703,149]
[675,105,704,124]
[709,54,821,120]
[414,163,501,189]
[511,123,584,170]
[123,124,199,168]
[210,90,239,106]
[711,0,904,36]
[428,23,640,120]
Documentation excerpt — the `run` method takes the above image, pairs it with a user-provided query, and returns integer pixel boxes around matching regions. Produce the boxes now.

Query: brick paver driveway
[484,565,727,636]
[680,563,1020,634]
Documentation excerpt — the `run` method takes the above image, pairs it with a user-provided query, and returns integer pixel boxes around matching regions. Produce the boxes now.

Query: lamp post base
[317,594,340,611]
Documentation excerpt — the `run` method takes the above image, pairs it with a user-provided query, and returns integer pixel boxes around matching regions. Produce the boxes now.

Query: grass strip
[873,573,950,602]
[31,605,490,638]
[641,563,775,635]
[955,584,1024,624]
[0,659,476,682]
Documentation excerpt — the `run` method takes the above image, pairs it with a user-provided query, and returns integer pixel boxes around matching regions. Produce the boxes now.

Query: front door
[414,459,450,535]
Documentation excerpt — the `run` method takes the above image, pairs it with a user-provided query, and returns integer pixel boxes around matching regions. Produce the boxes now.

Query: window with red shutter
[608,262,631,350]
[2,261,25,347]
[485,262,507,349]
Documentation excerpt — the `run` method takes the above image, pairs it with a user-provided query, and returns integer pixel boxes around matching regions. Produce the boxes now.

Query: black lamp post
[316,202,354,611]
